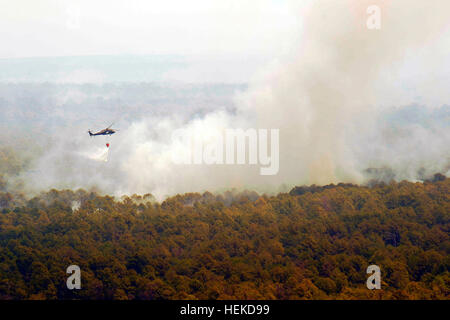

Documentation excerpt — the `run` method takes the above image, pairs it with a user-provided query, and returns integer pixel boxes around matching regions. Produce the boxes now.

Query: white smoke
[84,147,109,162]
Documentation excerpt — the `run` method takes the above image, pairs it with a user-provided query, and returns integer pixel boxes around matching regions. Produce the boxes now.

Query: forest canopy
[0,175,448,300]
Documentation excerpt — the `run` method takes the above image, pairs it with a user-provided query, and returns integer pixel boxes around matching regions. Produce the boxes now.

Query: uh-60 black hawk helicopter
[88,124,118,137]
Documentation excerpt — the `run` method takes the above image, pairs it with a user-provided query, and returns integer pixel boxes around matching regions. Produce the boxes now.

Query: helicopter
[88,124,118,137]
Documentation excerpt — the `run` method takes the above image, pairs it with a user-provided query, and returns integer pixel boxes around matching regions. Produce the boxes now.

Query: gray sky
[0,0,297,59]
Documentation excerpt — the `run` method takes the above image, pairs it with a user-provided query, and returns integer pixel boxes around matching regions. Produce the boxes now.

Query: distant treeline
[0,176,448,300]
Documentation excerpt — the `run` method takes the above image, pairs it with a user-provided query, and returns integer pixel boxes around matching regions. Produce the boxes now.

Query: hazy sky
[0,0,298,59]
